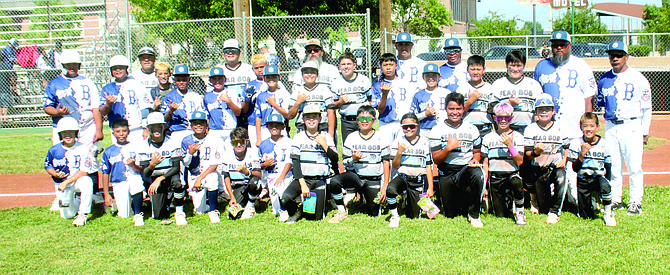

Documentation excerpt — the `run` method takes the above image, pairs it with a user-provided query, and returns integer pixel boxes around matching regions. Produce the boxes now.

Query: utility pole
[233,0,251,59]
[379,0,392,53]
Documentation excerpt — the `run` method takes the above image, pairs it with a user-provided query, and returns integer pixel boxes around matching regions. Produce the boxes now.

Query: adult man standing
[218,39,256,127]
[131,47,159,95]
[533,30,597,203]
[291,39,339,91]
[597,41,652,215]
[438,38,469,92]
[395,32,427,92]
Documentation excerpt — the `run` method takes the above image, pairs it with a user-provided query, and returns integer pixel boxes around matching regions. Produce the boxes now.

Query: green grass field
[1,186,669,273]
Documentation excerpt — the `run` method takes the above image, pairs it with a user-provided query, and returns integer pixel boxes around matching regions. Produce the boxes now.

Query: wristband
[531,150,540,157]
[508,146,519,157]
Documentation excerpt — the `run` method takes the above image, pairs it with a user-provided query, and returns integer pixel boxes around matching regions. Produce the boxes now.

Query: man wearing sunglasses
[219,39,256,128]
[533,30,597,205]
[596,41,652,215]
[438,38,469,93]
[290,38,339,92]
[395,32,427,92]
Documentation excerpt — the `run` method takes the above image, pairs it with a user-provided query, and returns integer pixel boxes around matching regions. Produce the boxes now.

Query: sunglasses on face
[551,42,569,48]
[495,115,512,122]
[357,116,375,123]
[231,139,247,146]
[223,49,239,54]
[608,52,626,59]
[445,48,462,54]
[305,48,322,54]
[401,124,418,130]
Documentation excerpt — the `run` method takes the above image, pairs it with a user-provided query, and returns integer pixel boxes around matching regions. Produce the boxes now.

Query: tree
[467,11,526,53]
[392,0,454,38]
[552,6,608,42]
[521,21,543,35]
[641,3,670,55]
[22,1,84,44]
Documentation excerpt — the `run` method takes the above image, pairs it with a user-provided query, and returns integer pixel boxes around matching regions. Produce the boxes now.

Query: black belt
[360,176,381,181]
[399,173,422,182]
[343,115,358,121]
[304,176,327,180]
[609,117,638,125]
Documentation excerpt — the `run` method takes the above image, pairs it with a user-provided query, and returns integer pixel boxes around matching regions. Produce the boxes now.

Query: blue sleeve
[100,83,116,108]
[161,92,171,114]
[100,150,111,174]
[44,149,54,170]
[370,82,381,107]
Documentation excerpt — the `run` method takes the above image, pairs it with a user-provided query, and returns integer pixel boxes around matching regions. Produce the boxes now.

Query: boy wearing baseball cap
[204,67,242,145]
[523,94,569,224]
[219,39,256,128]
[258,114,293,220]
[222,127,262,220]
[410,63,450,138]
[132,46,159,95]
[254,65,291,147]
[161,64,204,143]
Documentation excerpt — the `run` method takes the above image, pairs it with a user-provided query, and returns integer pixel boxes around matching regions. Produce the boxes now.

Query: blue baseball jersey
[44,142,96,184]
[258,137,293,174]
[429,120,482,166]
[438,61,469,92]
[409,87,450,130]
[203,89,242,130]
[597,66,652,121]
[568,136,611,177]
[100,143,143,183]
[43,75,100,127]
[255,88,291,126]
[371,77,417,123]
[160,89,204,133]
[100,78,153,129]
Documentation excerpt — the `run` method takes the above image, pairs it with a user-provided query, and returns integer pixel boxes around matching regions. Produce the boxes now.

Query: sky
[477,0,663,32]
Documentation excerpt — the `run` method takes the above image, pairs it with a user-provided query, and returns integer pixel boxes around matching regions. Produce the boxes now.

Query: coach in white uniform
[596,41,652,215]
[395,32,427,92]
[438,38,469,92]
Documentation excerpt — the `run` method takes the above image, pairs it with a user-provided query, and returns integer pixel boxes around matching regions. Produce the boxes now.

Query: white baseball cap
[56,117,79,132]
[224,39,240,49]
[60,49,82,64]
[146,112,165,125]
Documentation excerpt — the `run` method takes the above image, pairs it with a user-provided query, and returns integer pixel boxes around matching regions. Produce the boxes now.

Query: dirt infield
[2,116,669,209]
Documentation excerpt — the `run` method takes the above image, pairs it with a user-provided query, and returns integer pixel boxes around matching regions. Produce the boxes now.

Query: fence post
[653,33,656,57]
[124,0,131,60]
[366,9,371,79]
[525,35,529,58]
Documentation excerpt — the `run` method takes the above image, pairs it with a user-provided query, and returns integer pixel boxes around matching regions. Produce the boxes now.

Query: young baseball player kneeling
[44,117,95,226]
[101,118,146,226]
[568,113,616,226]
[222,127,262,220]
[258,114,293,220]
[386,113,434,228]
[181,111,225,223]
[481,103,526,225]
[523,94,569,224]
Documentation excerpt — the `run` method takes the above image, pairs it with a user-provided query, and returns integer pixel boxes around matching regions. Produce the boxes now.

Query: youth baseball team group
[41,30,651,229]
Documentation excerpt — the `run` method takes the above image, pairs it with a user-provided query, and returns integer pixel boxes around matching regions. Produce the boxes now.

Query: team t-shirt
[456,81,495,131]
[390,135,433,176]
[220,63,256,99]
[131,70,159,96]
[481,130,524,173]
[289,83,335,129]
[523,122,569,167]
[222,147,261,185]
[136,137,183,177]
[429,120,481,167]
[568,136,611,177]
[342,130,392,177]
[331,73,372,116]
[290,131,336,177]
[491,76,543,130]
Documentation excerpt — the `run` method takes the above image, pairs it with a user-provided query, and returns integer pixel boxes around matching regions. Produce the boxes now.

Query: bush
[628,45,652,57]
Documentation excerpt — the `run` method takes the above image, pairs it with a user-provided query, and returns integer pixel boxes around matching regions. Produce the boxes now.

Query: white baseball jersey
[371,77,418,123]
[136,137,183,177]
[456,81,495,130]
[289,83,335,129]
[390,135,432,177]
[258,136,293,175]
[131,70,159,95]
[568,137,611,177]
[292,62,339,90]
[222,147,261,185]
[481,130,524,173]
[398,56,427,92]
[523,122,569,167]
[44,142,96,184]
[533,56,597,138]
[182,134,225,177]
[438,61,469,92]
[343,130,392,177]
[220,63,256,99]
[409,87,450,130]
[597,66,652,126]
[43,75,101,128]
[100,78,153,130]
[291,131,336,177]
[100,142,143,183]
[429,120,481,166]
[491,76,544,129]
[331,73,372,116]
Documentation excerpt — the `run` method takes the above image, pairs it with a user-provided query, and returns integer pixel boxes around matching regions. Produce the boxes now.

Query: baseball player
[287,61,336,135]
[568,112,616,226]
[181,111,225,223]
[395,32,427,92]
[523,94,569,224]
[218,39,256,127]
[100,55,153,144]
[245,54,268,147]
[100,118,146,226]
[371,53,418,145]
[386,113,434,228]
[149,62,174,111]
[430,92,485,228]
[161,64,204,143]
[222,127,262,220]
[491,50,543,133]
[137,112,185,224]
[254,65,291,147]
[131,47,159,95]
[596,41,652,215]
[455,55,495,137]
[409,63,449,138]
[204,67,242,145]
[328,106,392,223]
[331,52,372,143]
[481,103,526,225]
[44,117,95,226]
[281,104,338,224]
[290,39,339,91]
[258,114,293,220]
[439,38,470,92]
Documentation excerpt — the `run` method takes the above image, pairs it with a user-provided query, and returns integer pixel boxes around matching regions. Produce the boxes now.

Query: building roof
[592,2,645,20]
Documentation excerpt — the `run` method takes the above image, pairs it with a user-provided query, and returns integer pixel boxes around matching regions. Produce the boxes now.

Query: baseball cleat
[209,210,220,223]
[72,214,88,227]
[133,213,144,227]
[389,215,400,228]
[627,203,642,216]
[175,212,187,226]
[546,213,559,224]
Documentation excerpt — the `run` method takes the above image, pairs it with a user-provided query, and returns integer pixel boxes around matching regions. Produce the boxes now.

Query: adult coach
[438,38,469,92]
[131,47,159,95]
[291,39,339,91]
[596,41,652,215]
[395,32,427,92]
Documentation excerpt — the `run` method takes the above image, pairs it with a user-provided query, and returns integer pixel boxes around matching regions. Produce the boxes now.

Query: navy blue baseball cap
[209,67,224,77]
[550,30,571,43]
[190,111,207,121]
[267,114,284,124]
[443,38,461,49]
[264,65,280,76]
[606,41,628,54]
[396,32,413,43]
[173,64,190,76]
[423,63,439,74]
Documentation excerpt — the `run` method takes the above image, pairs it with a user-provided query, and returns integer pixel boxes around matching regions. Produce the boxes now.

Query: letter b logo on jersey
[400,88,407,101]
[567,70,578,88]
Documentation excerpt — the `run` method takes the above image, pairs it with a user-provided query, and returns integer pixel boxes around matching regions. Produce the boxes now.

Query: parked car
[417,51,448,62]
[482,45,543,60]
[571,43,609,58]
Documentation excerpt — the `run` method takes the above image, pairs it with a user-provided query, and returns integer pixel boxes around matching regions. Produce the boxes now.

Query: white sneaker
[468,215,483,228]
[175,212,187,226]
[286,212,301,224]
[546,213,560,224]
[515,211,527,226]
[328,210,349,224]
[389,215,400,228]
[133,213,144,227]
[278,210,289,222]
[209,210,220,223]
[604,213,617,227]
[72,214,88,227]
[49,198,59,211]
[240,205,256,220]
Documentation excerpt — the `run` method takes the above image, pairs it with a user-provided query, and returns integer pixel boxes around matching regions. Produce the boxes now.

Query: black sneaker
[627,203,642,216]
[611,202,624,211]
